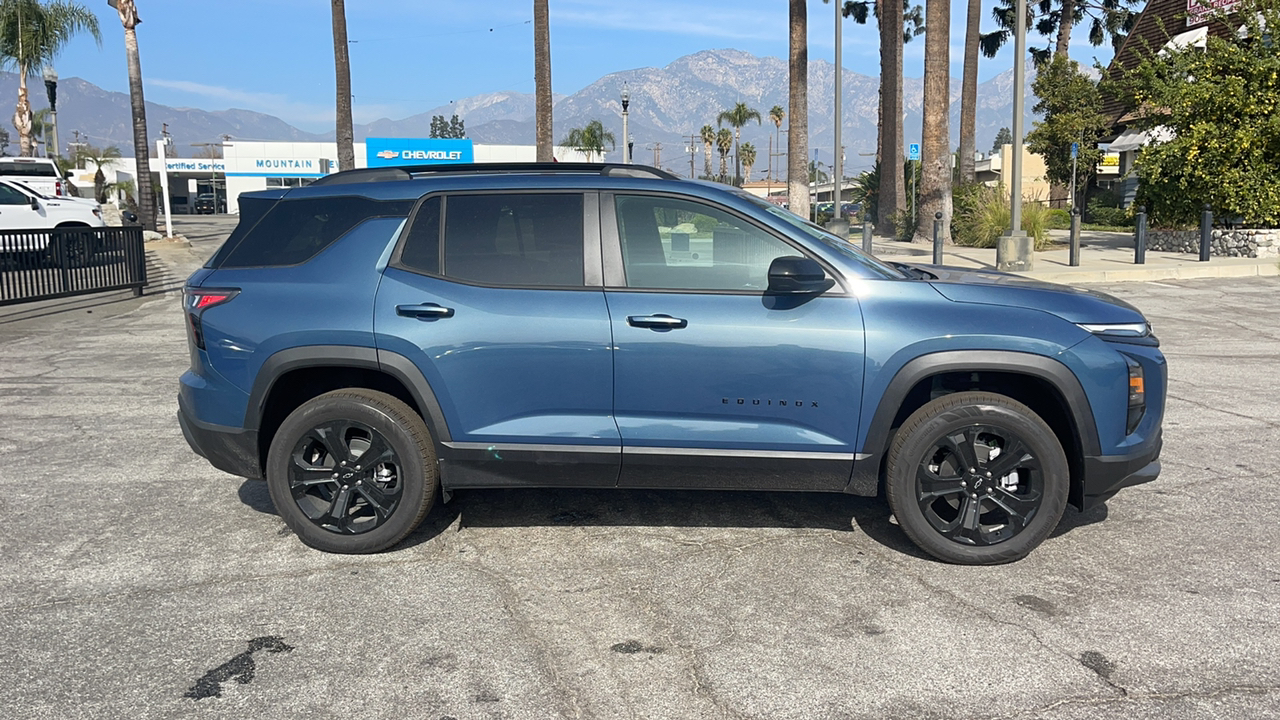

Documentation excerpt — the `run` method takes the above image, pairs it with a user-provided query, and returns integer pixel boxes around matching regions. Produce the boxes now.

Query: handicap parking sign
[908,143,921,161]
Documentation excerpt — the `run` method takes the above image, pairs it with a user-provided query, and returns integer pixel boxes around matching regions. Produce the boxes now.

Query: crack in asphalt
[980,683,1280,719]
[1165,392,1280,429]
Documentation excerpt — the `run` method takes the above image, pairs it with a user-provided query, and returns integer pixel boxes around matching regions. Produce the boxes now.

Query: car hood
[902,263,1146,325]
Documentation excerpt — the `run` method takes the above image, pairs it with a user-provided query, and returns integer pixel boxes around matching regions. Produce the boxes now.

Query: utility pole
[997,0,1032,271]
[652,142,661,168]
[833,0,843,223]
[192,139,228,213]
[685,135,698,178]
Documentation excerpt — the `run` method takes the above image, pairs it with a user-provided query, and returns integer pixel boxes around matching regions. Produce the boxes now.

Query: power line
[350,19,531,44]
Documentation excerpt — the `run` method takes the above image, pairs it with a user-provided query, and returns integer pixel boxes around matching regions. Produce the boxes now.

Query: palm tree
[980,0,1136,63]
[768,104,784,180]
[959,0,981,183]
[330,0,354,171]
[534,0,553,162]
[787,0,809,219]
[0,0,99,158]
[108,0,155,231]
[715,128,733,182]
[30,106,49,154]
[915,0,951,243]
[74,143,121,203]
[717,102,761,184]
[740,143,757,183]
[560,120,615,162]
[700,124,715,179]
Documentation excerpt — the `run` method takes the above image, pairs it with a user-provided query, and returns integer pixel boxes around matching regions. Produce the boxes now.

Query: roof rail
[308,162,679,186]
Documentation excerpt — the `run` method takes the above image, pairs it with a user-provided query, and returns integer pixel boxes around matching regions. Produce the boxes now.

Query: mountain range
[2,48,1038,173]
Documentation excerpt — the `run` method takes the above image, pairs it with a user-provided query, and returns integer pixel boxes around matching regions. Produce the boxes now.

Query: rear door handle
[627,314,687,329]
[396,303,454,320]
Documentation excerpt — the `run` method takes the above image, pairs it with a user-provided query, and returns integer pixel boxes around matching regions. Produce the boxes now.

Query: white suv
[0,179,106,265]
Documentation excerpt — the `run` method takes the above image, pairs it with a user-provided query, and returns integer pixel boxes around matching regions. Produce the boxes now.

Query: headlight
[1077,322,1151,337]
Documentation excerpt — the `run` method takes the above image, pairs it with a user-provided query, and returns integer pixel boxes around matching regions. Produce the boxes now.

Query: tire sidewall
[266,393,433,554]
[887,396,1069,564]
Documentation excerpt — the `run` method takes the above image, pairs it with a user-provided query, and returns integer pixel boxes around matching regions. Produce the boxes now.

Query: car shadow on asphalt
[236,480,1109,560]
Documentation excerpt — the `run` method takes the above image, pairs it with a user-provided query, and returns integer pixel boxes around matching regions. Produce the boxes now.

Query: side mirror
[29,196,40,210]
[767,256,835,295]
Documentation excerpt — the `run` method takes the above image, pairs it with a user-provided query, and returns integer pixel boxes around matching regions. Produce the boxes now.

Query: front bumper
[178,395,261,479]
[1077,432,1162,510]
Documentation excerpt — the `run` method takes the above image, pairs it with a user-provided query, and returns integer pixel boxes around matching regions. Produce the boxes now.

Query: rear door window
[395,193,585,287]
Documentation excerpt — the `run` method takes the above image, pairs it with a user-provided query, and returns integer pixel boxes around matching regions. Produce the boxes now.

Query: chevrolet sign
[365,137,474,167]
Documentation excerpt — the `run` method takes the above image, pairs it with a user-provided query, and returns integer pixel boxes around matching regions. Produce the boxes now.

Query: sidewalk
[865,229,1280,284]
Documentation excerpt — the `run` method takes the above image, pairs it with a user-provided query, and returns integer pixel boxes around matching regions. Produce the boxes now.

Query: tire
[266,389,438,553]
[49,229,92,268]
[885,392,1069,565]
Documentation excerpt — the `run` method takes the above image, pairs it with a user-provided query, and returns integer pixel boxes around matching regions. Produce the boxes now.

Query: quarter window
[614,195,799,291]
[440,193,584,287]
[219,196,411,268]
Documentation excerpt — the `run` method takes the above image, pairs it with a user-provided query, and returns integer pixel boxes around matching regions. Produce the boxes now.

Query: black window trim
[388,188,601,291]
[599,190,849,296]
[211,195,412,270]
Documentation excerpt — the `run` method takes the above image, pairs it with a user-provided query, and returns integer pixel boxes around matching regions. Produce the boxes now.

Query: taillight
[55,179,64,196]
[1125,355,1145,434]
[185,288,239,350]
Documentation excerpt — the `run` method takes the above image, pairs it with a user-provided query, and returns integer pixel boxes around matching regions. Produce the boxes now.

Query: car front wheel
[885,392,1069,565]
[266,389,438,553]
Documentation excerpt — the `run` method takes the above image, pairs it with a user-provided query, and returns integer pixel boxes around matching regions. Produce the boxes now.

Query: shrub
[891,209,916,242]
[1046,208,1072,229]
[952,184,1053,250]
[1085,197,1132,227]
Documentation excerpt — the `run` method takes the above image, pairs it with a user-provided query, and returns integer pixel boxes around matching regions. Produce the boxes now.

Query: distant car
[0,157,69,197]
[816,201,835,214]
[193,193,224,214]
[0,179,105,266]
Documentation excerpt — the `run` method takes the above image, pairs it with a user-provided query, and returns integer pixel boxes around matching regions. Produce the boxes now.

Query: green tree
[560,119,615,162]
[0,127,9,155]
[836,0,924,232]
[991,126,1013,153]
[767,105,784,180]
[716,101,761,183]
[1108,0,1280,226]
[74,143,121,203]
[700,123,715,179]
[715,127,733,182]
[980,0,1136,64]
[808,159,828,185]
[1025,55,1108,212]
[110,0,155,230]
[429,114,466,138]
[740,142,757,182]
[0,0,99,157]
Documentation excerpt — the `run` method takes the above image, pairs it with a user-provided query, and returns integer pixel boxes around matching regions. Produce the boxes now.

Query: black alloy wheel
[287,419,403,535]
[914,425,1044,547]
[886,392,1068,564]
[266,389,437,553]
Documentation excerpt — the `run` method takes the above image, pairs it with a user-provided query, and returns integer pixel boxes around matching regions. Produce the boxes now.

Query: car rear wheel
[885,392,1068,565]
[266,389,438,553]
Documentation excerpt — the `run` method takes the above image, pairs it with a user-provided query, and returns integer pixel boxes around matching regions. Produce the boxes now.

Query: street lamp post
[997,0,1033,271]
[833,0,843,224]
[42,66,60,164]
[620,85,631,164]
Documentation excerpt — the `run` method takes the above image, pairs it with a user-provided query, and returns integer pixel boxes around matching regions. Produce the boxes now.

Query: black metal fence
[0,226,147,307]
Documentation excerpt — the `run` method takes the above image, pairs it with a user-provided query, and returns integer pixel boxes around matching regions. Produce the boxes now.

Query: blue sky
[51,0,1118,133]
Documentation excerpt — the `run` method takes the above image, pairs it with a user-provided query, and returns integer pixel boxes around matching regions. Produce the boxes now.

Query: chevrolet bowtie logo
[375,150,399,159]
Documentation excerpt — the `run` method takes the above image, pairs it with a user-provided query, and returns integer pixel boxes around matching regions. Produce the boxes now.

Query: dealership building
[88,139,591,215]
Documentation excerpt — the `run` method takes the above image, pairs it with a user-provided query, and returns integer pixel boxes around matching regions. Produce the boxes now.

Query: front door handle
[396,303,454,320]
[627,314,687,329]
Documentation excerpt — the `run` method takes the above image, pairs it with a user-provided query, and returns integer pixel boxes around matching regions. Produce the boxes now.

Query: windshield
[741,195,904,279]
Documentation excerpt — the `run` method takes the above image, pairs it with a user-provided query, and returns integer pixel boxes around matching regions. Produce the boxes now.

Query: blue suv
[178,163,1165,564]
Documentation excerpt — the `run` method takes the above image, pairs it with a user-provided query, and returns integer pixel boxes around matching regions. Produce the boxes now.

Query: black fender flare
[846,350,1100,496]
[244,345,452,444]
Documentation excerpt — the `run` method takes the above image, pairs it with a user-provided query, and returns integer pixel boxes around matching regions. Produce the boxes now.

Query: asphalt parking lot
[1,223,1277,719]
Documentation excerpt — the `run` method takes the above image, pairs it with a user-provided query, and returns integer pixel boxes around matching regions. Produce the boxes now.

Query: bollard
[1134,205,1147,265]
[1069,208,1081,267]
[932,211,943,265]
[862,213,873,254]
[1200,203,1212,262]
